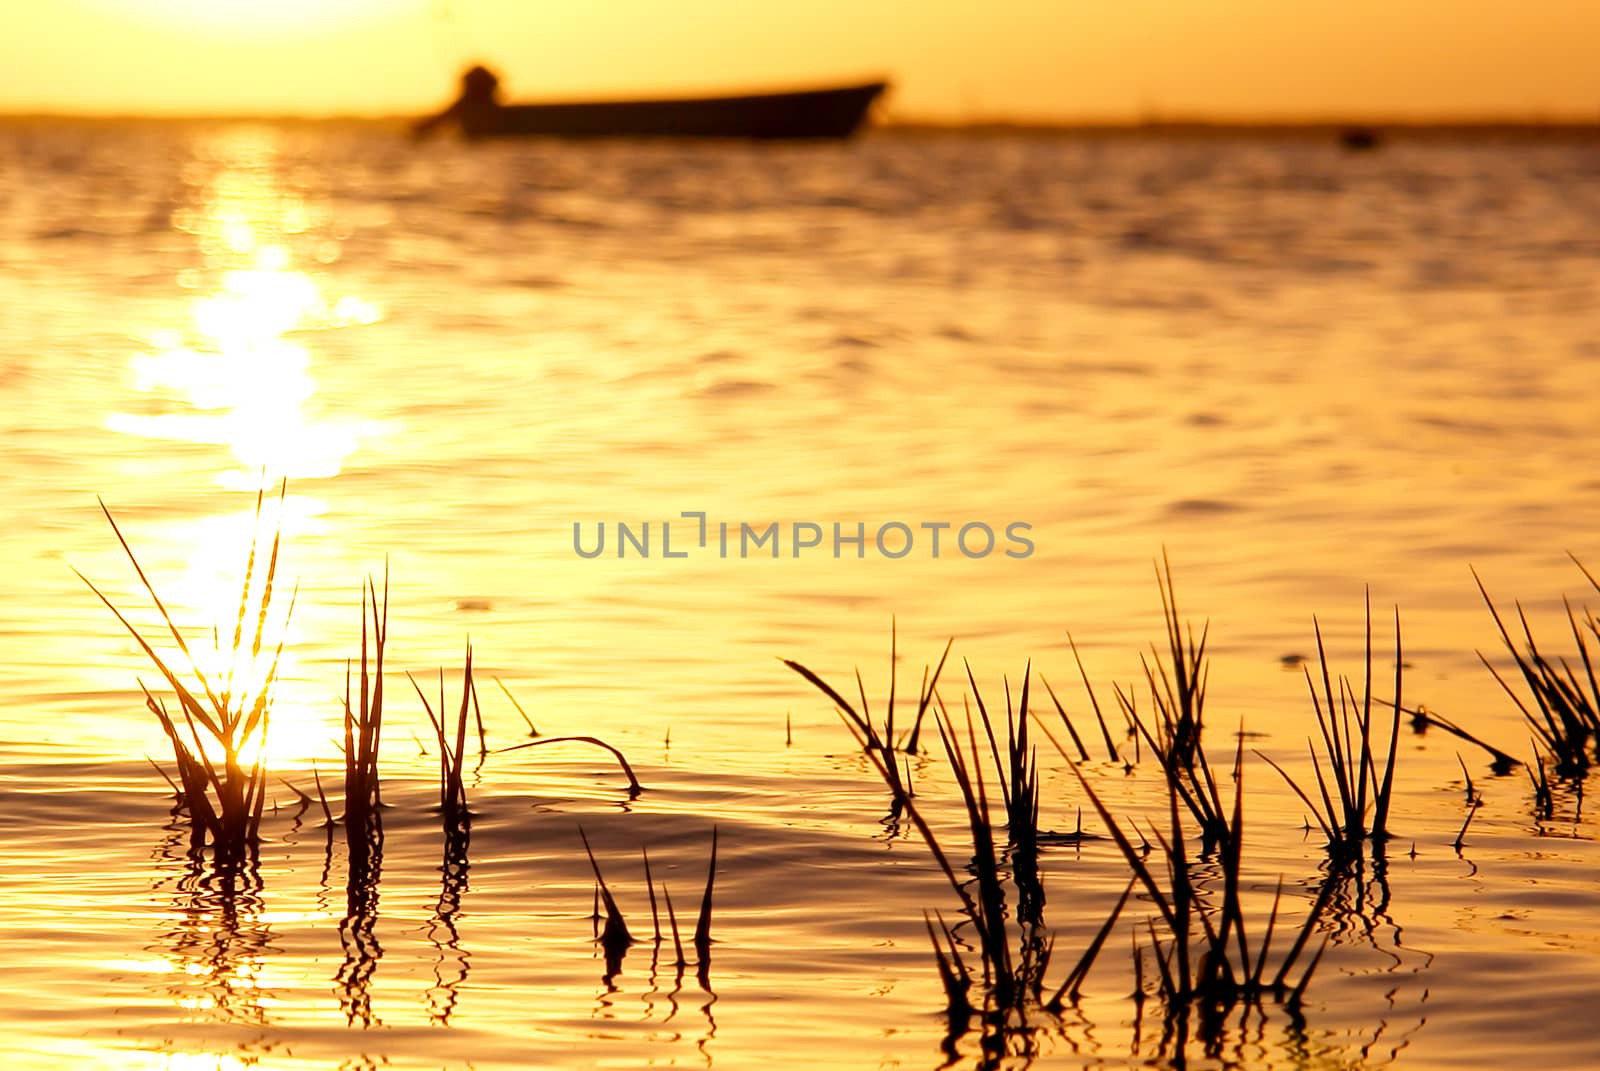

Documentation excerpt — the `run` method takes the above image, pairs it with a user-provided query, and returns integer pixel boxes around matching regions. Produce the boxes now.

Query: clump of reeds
[411,643,480,828]
[326,578,399,1029]
[1047,567,1332,1015]
[1033,560,1226,845]
[788,653,1132,1036]
[790,567,1353,1062]
[79,485,294,866]
[579,828,719,986]
[1257,595,1403,860]
[341,573,388,862]
[1475,558,1600,775]
[1105,557,1233,846]
[782,624,950,820]
[1065,734,1332,1016]
[1120,552,1209,769]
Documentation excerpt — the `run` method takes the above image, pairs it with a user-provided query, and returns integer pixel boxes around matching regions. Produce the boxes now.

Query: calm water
[2,120,1599,1069]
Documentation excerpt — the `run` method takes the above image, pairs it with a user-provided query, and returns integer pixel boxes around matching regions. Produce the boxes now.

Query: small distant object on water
[454,597,493,612]
[1339,125,1383,151]
[1279,652,1308,669]
[413,64,887,141]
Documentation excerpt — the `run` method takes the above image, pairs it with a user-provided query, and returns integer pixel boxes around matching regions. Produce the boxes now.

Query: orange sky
[1,1,1597,120]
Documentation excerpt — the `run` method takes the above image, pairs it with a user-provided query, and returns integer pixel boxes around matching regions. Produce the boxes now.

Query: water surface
[2,121,1598,1069]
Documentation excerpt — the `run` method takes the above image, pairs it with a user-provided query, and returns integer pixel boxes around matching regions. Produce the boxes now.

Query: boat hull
[460,82,887,140]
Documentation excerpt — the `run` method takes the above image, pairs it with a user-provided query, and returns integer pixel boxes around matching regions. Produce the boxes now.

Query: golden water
[1,121,1597,1068]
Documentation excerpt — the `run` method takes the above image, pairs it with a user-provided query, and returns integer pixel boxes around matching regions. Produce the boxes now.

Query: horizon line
[1,108,1598,132]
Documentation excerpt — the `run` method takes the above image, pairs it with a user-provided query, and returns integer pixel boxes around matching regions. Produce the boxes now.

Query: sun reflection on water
[102,128,386,764]
[110,127,381,491]
[108,249,379,490]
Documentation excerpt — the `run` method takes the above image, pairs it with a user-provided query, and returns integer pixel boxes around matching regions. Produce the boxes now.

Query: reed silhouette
[1475,557,1600,775]
[342,573,389,874]
[579,829,720,989]
[1256,595,1404,861]
[788,568,1374,1066]
[411,644,480,828]
[80,484,293,866]
[789,650,1134,1048]
[783,623,950,824]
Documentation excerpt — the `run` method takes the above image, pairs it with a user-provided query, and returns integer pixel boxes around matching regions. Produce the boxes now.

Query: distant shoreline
[0,111,1595,139]
[884,118,1600,140]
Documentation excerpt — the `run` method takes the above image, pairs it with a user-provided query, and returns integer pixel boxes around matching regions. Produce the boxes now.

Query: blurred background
[4,1,1598,122]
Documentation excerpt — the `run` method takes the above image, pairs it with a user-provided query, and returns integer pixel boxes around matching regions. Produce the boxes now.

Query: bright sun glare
[118,0,405,33]
[104,127,385,765]
[108,128,381,492]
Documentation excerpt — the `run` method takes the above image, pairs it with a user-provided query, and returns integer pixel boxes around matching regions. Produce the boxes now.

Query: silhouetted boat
[416,68,887,141]
[474,82,886,140]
